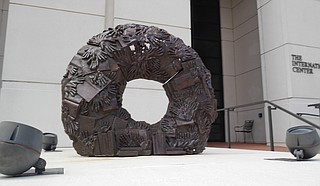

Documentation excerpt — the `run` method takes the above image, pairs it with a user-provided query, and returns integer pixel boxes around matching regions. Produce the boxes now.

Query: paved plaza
[1,147,320,186]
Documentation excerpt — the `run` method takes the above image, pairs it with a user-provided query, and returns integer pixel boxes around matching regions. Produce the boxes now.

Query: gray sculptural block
[0,121,44,175]
[61,24,218,157]
[286,126,320,160]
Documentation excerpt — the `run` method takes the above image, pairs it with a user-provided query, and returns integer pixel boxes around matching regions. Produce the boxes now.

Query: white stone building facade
[0,0,320,147]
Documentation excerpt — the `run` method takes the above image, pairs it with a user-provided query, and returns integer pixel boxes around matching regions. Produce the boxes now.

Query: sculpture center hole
[122,79,168,124]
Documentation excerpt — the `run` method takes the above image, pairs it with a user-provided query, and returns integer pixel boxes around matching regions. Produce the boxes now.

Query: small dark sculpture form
[42,133,58,151]
[61,24,217,156]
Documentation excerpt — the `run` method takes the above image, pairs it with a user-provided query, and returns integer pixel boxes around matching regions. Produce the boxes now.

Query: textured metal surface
[61,24,218,156]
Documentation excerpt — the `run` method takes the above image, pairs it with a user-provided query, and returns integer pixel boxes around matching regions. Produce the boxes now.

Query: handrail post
[267,106,275,151]
[226,109,231,148]
[218,100,320,152]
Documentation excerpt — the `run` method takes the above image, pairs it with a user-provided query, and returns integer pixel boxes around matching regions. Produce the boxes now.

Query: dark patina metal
[61,24,218,156]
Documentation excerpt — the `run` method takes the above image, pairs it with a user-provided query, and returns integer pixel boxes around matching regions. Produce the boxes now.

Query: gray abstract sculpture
[286,126,320,160]
[0,121,46,175]
[42,133,58,151]
[61,24,218,156]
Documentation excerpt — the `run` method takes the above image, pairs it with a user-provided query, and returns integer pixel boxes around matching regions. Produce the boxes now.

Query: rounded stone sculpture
[42,133,58,151]
[61,24,218,157]
[286,125,320,160]
[0,121,43,175]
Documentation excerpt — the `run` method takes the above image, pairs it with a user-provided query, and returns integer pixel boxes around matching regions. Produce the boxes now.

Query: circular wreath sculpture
[61,24,218,157]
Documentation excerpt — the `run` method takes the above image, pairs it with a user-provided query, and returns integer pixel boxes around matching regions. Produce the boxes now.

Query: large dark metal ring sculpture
[61,24,217,156]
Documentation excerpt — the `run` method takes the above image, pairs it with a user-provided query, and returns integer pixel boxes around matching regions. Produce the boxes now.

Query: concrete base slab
[1,147,320,186]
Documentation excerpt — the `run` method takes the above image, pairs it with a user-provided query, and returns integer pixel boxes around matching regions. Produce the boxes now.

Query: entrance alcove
[121,79,169,124]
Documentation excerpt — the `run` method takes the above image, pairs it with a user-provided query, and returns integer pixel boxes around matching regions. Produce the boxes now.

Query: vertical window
[191,0,224,141]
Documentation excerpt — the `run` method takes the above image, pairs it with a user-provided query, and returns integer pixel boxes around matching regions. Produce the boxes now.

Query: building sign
[291,54,320,74]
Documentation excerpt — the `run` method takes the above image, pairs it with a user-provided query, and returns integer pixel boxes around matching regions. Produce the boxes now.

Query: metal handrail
[217,100,320,151]
[296,113,320,117]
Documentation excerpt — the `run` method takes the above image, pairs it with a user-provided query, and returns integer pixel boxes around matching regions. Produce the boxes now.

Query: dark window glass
[191,0,224,142]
